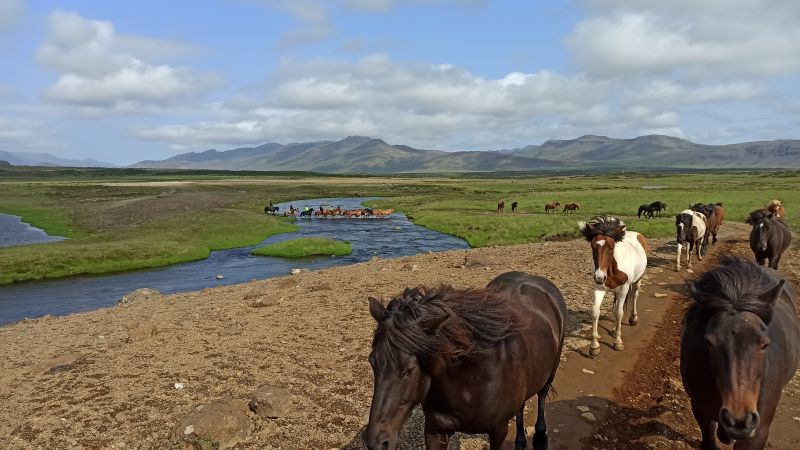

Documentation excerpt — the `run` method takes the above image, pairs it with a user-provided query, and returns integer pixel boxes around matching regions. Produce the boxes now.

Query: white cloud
[37,11,219,115]
[0,0,23,32]
[568,1,800,78]
[0,115,61,151]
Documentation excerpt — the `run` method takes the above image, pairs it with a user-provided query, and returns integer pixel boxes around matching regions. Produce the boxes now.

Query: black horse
[511,201,518,212]
[638,201,667,219]
[299,209,314,217]
[264,204,279,214]
[638,204,656,219]
[747,210,792,269]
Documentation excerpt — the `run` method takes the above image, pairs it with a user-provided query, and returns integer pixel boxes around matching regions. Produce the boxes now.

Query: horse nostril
[720,408,733,427]
[746,411,760,428]
[381,441,389,450]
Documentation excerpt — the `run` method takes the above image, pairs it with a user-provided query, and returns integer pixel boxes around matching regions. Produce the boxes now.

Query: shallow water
[0,198,468,325]
[0,213,65,248]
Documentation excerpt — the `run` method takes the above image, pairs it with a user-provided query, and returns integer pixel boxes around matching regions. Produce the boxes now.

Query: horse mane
[767,199,783,209]
[371,285,519,368]
[746,209,772,225]
[579,215,626,242]
[686,256,779,324]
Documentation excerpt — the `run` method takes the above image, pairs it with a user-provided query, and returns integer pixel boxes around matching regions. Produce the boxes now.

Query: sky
[1,0,799,165]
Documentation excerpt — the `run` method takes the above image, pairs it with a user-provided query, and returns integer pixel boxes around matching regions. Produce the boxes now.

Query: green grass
[252,237,352,258]
[1,169,797,284]
[0,209,297,284]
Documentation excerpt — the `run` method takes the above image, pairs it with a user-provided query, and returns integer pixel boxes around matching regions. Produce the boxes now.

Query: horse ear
[368,297,387,322]
[760,279,786,306]
[613,224,626,235]
[420,311,450,334]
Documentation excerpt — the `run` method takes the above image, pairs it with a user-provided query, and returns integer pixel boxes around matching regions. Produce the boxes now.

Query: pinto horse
[767,199,785,218]
[681,256,800,450]
[563,203,580,215]
[747,209,792,270]
[544,201,560,213]
[365,271,567,450]
[676,209,707,271]
[579,216,648,356]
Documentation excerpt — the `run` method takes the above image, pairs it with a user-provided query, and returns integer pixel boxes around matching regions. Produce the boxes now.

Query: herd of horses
[364,199,795,450]
[264,204,394,218]
[497,200,580,214]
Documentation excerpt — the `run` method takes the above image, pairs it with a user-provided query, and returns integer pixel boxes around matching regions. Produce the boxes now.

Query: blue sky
[1,0,799,164]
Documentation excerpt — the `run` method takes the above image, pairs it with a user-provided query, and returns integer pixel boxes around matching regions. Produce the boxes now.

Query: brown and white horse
[579,216,649,356]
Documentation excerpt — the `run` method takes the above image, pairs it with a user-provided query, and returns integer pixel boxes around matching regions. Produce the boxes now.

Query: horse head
[688,261,786,440]
[747,210,774,252]
[675,213,693,243]
[365,296,445,450]
[580,216,626,285]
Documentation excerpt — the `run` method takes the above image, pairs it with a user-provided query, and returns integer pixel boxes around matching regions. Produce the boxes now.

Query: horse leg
[489,421,510,450]
[676,243,683,271]
[628,280,640,326]
[769,253,782,270]
[689,401,720,450]
[423,422,451,450]
[613,285,630,351]
[514,406,527,450]
[687,241,694,268]
[590,287,605,356]
[532,385,550,450]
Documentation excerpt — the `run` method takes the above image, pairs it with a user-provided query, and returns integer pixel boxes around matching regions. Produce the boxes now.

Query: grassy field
[252,237,352,258]
[1,168,797,284]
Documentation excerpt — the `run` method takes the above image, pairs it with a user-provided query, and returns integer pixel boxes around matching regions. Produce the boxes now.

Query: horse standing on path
[563,203,580,215]
[747,210,792,270]
[690,203,725,251]
[364,271,567,450]
[676,209,707,271]
[511,201,518,213]
[497,201,505,212]
[544,201,561,214]
[579,216,648,356]
[681,257,800,450]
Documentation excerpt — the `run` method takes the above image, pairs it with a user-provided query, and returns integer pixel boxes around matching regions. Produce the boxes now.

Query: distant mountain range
[0,150,114,168]
[4,134,799,172]
[131,135,800,172]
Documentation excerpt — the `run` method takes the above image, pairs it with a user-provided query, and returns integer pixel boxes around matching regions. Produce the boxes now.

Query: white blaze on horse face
[592,240,607,284]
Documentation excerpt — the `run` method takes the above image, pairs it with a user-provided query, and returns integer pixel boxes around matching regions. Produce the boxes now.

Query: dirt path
[586,224,800,450]
[0,221,797,449]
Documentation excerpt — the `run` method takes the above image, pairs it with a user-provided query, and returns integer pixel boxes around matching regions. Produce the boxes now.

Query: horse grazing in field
[681,256,800,450]
[648,201,667,217]
[497,201,505,212]
[544,201,560,213]
[767,199,785,218]
[676,209,707,271]
[747,210,792,270]
[364,271,567,450]
[563,203,580,215]
[579,216,648,356]
[638,204,656,219]
[511,201,518,213]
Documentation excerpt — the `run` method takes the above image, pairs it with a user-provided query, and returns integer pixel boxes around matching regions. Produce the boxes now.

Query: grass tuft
[252,237,352,258]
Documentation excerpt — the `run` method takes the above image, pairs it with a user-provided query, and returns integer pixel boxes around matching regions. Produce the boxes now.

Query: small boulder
[117,288,161,306]
[171,399,252,450]
[400,263,418,272]
[581,412,597,423]
[249,386,291,419]
[251,297,278,308]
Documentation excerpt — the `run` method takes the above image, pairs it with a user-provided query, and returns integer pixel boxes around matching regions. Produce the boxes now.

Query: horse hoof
[533,431,549,450]
[629,317,639,326]
[613,342,624,351]
[589,347,600,357]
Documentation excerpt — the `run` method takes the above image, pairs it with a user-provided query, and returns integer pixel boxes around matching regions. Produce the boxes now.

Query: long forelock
[686,256,779,325]
[581,215,626,242]
[370,285,518,369]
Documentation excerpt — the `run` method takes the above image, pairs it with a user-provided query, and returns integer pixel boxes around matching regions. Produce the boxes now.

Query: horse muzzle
[719,408,759,440]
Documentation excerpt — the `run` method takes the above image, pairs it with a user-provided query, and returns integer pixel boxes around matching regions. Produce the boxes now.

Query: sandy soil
[0,222,797,450]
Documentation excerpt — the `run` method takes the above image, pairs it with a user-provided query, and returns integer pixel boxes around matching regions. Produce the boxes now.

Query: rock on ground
[171,398,252,450]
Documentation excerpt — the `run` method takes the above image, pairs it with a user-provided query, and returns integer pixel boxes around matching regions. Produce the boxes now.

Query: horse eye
[761,342,771,351]
[401,367,415,377]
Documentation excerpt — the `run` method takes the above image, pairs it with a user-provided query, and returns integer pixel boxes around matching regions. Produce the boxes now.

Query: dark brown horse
[747,210,792,270]
[681,256,800,450]
[691,202,725,251]
[563,203,580,215]
[511,201,518,212]
[544,201,560,213]
[497,201,505,212]
[364,271,567,450]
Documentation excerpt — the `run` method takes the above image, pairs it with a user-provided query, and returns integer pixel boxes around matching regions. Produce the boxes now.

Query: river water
[0,198,468,325]
[0,214,65,248]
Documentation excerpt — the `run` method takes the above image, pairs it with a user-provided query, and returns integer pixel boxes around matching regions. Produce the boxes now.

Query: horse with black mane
[681,256,800,450]
[638,204,656,219]
[511,201,518,213]
[579,216,648,356]
[747,209,792,270]
[364,271,567,450]
[264,203,279,215]
[649,201,667,217]
[676,209,707,271]
[690,202,725,253]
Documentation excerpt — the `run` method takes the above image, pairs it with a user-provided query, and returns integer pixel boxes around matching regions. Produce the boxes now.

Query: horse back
[771,282,800,384]
[487,272,567,344]
[615,231,648,283]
